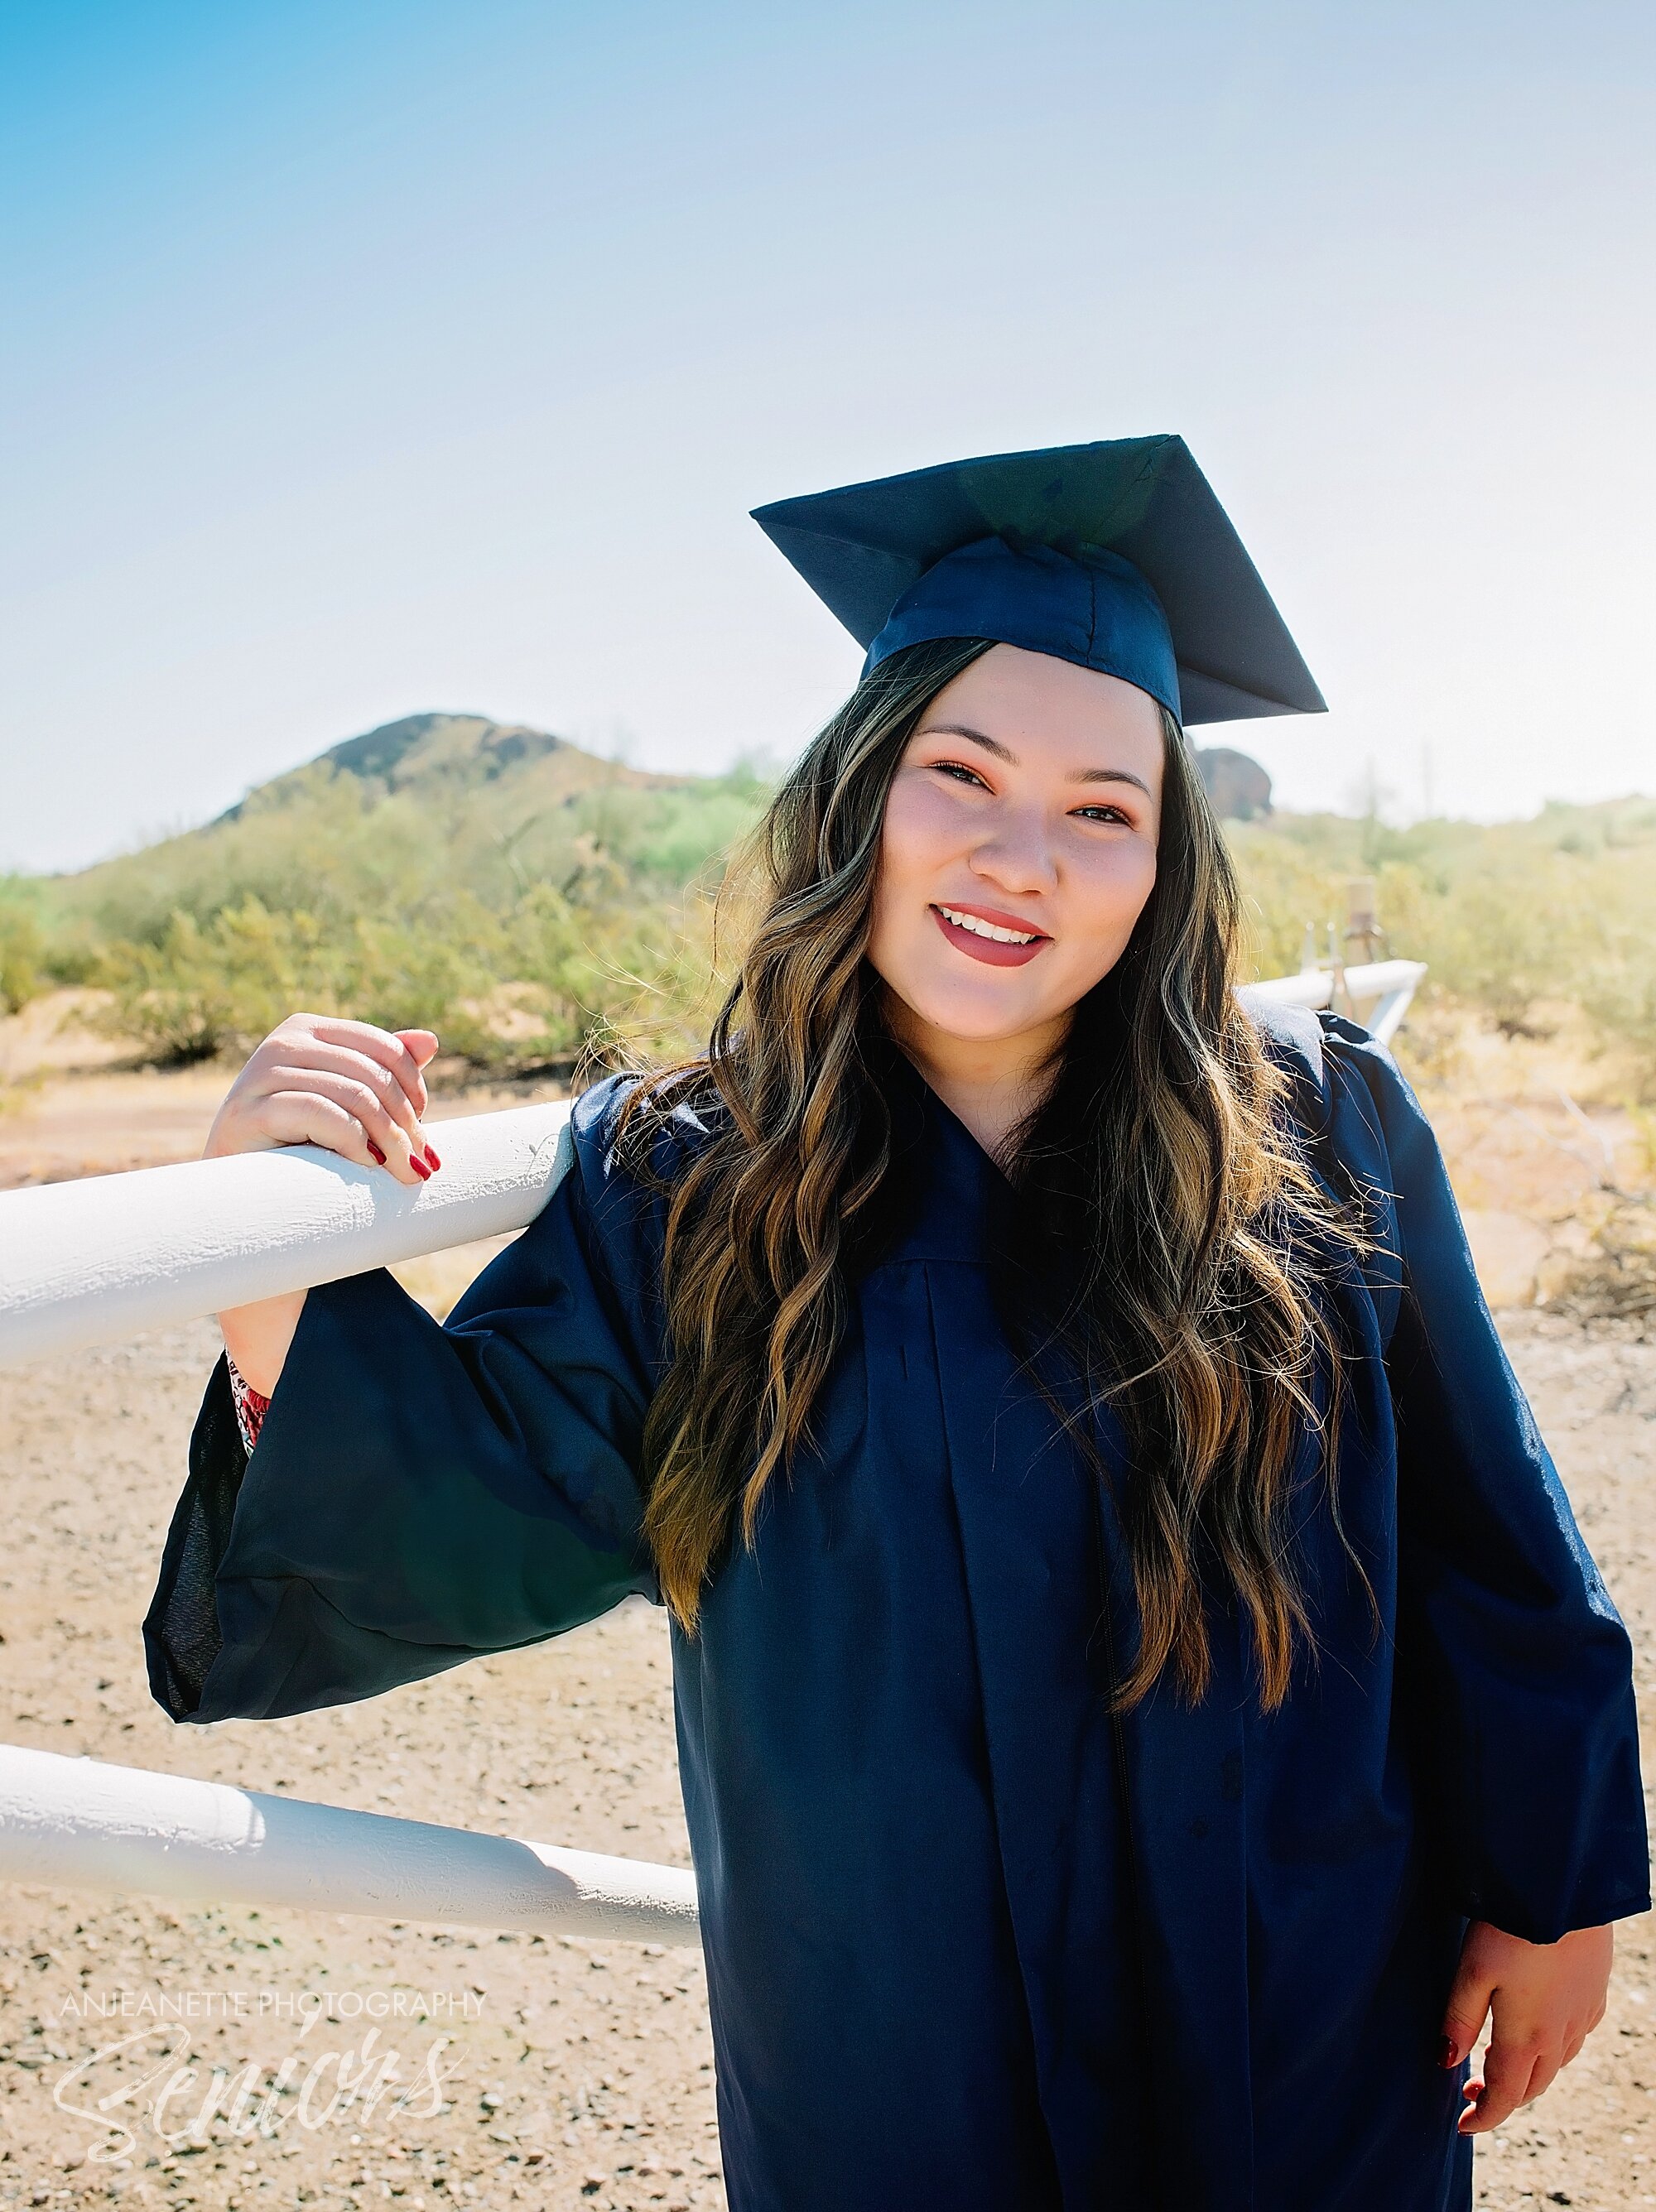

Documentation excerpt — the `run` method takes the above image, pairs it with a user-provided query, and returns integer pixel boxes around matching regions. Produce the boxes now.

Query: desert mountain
[41,713,744,976]
[214,711,686,824]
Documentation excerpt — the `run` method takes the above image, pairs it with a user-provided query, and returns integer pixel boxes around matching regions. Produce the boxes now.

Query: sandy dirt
[0,998,1652,2208]
[0,1325,716,2212]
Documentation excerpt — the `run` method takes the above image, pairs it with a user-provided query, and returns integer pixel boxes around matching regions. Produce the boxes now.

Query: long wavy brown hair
[614,637,1368,1709]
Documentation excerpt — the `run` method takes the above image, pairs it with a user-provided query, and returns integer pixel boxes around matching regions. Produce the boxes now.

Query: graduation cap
[750,435,1325,727]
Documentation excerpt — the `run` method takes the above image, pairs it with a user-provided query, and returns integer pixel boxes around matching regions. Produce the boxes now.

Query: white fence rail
[0,1101,573,1372]
[0,955,1423,1935]
[0,961,1423,1376]
[0,1745,698,1945]
[1243,957,1425,1045]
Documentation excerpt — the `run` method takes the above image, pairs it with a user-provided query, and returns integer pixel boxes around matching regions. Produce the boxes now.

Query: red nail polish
[410,1155,431,1181]
[1438,2036,1458,2069]
[424,1144,441,1171]
[367,1141,387,1165]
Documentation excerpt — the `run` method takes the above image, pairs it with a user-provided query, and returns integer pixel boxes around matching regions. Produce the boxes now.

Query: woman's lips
[929,903,1051,969]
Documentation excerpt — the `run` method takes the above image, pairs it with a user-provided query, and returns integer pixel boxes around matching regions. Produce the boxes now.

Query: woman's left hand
[1442,1918,1614,2134]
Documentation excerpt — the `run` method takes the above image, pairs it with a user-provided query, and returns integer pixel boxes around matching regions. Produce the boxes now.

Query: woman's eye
[931,760,989,790]
[1072,803,1131,825]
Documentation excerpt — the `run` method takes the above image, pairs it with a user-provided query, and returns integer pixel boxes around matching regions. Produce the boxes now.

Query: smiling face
[867,642,1166,1073]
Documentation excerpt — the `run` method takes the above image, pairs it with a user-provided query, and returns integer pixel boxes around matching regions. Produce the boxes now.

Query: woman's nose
[968,813,1059,898]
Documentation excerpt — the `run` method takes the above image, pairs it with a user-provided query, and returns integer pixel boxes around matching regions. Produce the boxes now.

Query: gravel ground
[0,1311,1650,2210]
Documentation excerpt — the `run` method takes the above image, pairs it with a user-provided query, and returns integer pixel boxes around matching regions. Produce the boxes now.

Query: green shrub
[58,754,766,1070]
[94,897,506,1065]
[0,897,46,1013]
[1226,800,1656,1089]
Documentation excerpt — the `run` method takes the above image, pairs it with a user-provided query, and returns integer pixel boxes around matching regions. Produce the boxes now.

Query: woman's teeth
[936,905,1041,945]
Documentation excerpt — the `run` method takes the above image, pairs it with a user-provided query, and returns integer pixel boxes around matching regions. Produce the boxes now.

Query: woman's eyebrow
[919,723,1153,797]
[919,721,1017,762]
[1072,766,1153,796]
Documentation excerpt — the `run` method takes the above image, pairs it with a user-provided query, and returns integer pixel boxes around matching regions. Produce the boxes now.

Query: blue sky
[2,0,1653,871]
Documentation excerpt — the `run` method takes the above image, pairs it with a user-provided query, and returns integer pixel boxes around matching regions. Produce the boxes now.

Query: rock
[1193,746,1272,820]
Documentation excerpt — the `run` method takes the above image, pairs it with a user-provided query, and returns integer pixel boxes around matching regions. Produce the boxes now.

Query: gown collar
[872,1036,1010,1267]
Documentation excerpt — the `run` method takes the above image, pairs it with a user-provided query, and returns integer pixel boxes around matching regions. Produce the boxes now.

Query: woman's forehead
[919,647,1167,777]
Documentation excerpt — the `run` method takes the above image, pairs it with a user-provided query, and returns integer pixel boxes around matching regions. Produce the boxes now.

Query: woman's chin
[893,982,1056,1048]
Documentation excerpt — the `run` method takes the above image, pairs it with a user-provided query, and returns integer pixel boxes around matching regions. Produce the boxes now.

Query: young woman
[147,440,1648,2212]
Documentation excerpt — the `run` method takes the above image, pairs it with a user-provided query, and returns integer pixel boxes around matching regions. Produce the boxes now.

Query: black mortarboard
[750,435,1325,727]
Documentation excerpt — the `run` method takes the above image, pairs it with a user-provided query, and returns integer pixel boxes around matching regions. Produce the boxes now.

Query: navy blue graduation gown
[145,1004,1649,2212]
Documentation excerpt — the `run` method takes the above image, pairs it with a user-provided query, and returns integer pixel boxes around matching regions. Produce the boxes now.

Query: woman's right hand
[205,1014,442,1185]
[204,1016,443,1397]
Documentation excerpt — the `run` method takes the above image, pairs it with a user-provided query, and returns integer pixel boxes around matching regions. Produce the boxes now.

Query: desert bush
[1227,799,1656,1090]
[91,882,724,1075]
[53,754,768,1070]
[0,888,46,1013]
[94,897,506,1065]
[1550,1197,1656,1331]
[96,906,298,1063]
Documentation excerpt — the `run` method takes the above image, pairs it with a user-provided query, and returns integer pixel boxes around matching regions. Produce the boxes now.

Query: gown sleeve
[1315,1012,1649,1944]
[144,1075,668,1727]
